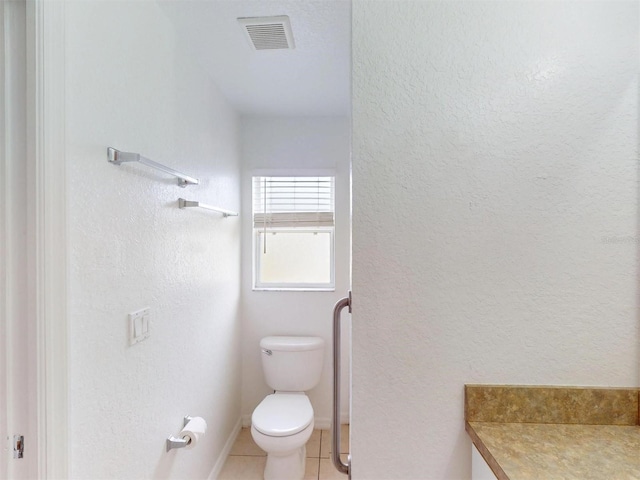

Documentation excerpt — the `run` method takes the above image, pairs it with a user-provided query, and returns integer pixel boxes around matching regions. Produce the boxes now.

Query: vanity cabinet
[471,445,498,480]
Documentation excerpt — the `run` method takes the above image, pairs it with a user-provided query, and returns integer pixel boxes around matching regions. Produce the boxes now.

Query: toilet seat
[252,393,313,437]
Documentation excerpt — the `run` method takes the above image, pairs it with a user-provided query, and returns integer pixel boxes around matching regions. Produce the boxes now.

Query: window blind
[253,176,335,228]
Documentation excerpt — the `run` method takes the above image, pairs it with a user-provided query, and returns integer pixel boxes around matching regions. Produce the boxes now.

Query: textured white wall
[240,117,351,427]
[66,2,241,478]
[352,2,638,479]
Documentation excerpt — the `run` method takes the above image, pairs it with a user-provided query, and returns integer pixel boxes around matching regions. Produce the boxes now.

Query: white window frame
[254,227,335,291]
[251,171,336,292]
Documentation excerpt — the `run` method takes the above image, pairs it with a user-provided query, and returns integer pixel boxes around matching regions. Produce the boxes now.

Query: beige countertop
[464,385,640,480]
[467,421,640,480]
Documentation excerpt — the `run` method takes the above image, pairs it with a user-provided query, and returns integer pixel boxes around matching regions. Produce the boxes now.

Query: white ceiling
[159,1,351,117]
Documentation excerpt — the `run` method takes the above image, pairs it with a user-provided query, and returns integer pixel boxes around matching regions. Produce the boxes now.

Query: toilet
[251,336,324,480]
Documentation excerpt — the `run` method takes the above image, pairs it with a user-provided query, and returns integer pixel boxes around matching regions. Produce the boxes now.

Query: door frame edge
[27,0,68,477]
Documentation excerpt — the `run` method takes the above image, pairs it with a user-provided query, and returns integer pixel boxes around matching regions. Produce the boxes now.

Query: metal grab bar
[107,147,199,187]
[332,291,352,477]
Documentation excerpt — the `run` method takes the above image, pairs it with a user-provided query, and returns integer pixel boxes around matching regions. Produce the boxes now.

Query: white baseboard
[208,417,242,480]
[241,413,252,428]
[314,412,349,430]
[314,417,332,430]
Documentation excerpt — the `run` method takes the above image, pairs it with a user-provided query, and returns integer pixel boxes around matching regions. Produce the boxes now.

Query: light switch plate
[129,307,150,345]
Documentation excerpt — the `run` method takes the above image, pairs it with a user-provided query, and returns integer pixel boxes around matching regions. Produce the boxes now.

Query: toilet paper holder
[166,416,193,452]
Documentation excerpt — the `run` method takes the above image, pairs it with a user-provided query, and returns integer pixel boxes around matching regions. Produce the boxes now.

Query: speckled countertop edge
[466,421,509,480]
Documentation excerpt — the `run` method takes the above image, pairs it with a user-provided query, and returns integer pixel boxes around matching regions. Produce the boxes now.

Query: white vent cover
[238,15,295,50]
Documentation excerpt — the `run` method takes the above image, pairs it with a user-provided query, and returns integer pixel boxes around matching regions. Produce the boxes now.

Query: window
[253,176,335,290]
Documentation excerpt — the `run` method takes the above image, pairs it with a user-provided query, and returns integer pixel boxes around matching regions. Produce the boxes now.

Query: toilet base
[264,445,306,480]
[251,421,314,480]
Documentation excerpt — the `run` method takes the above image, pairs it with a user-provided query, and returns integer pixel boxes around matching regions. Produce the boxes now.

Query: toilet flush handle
[261,348,272,356]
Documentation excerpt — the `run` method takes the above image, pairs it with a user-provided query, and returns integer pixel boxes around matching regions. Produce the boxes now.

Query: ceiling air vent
[238,15,295,50]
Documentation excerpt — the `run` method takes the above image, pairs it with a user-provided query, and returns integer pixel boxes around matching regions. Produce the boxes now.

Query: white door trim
[27,0,68,477]
[1,2,8,476]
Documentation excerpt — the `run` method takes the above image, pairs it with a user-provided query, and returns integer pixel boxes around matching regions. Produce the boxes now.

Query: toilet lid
[252,394,313,437]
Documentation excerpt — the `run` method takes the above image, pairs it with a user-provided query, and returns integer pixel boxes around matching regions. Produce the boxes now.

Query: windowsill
[252,287,336,292]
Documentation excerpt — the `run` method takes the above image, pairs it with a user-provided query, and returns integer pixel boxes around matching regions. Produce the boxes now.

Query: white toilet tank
[260,336,324,392]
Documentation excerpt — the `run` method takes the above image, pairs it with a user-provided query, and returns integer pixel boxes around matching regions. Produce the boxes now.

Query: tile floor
[219,425,350,480]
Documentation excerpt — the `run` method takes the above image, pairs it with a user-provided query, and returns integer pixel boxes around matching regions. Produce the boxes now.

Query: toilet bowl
[251,393,314,479]
[251,336,324,480]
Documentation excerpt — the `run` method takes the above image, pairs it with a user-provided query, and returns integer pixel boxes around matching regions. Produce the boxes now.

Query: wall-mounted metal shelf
[178,198,238,217]
[107,147,199,187]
